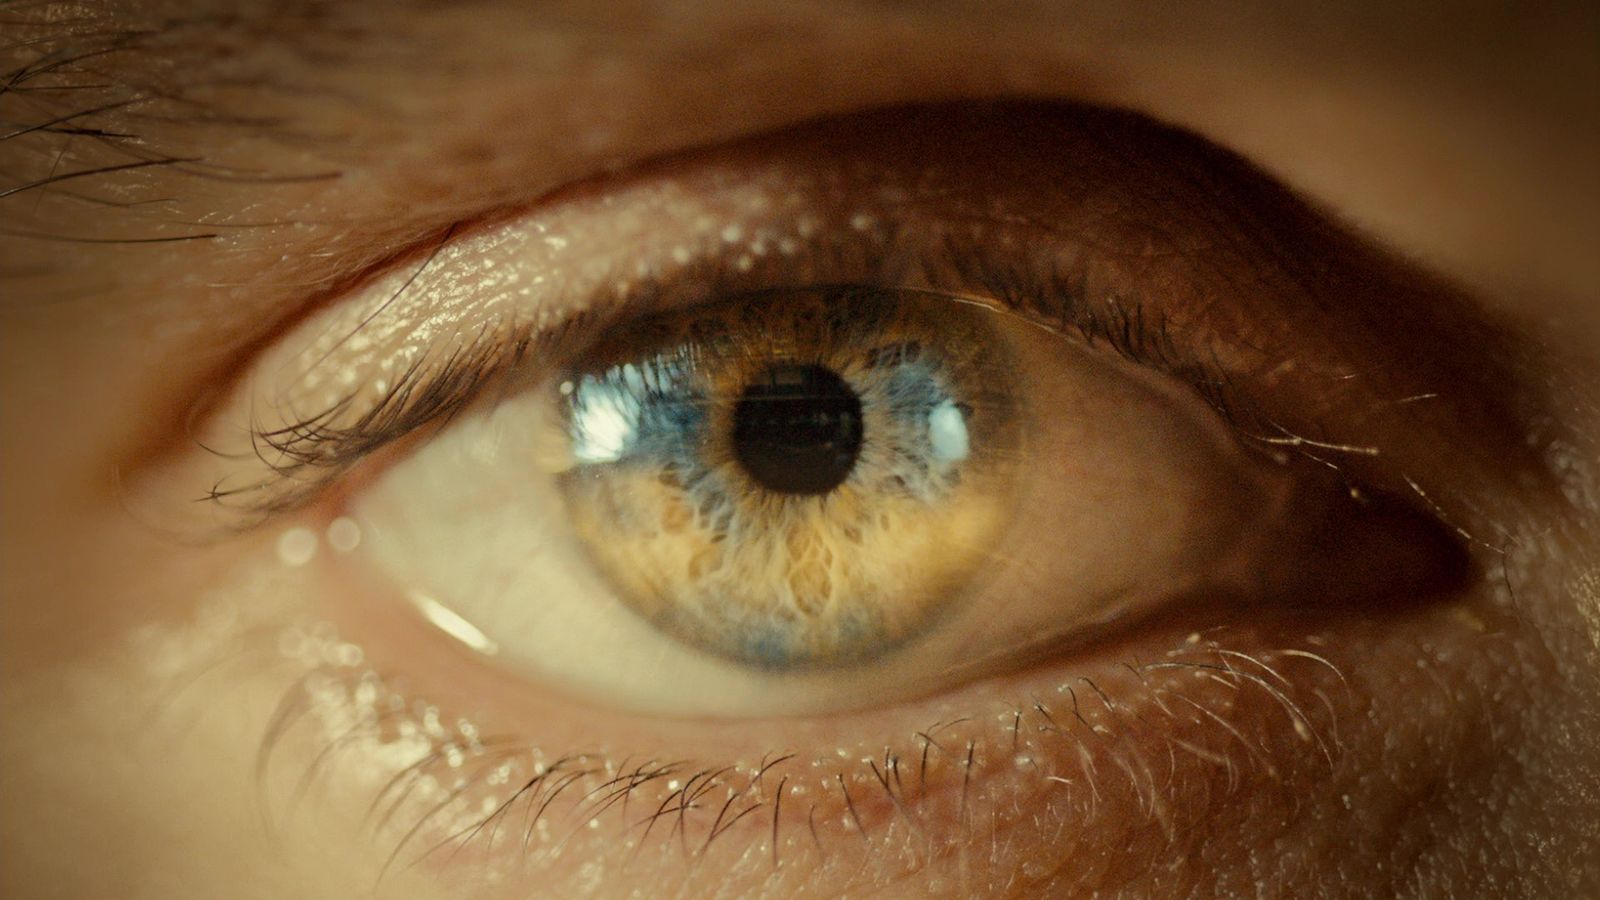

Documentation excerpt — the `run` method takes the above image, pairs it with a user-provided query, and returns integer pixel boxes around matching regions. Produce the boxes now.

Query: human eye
[133,103,1549,896]
[321,282,1416,718]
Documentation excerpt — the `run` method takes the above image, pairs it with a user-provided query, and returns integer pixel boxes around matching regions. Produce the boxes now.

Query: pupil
[732,364,863,495]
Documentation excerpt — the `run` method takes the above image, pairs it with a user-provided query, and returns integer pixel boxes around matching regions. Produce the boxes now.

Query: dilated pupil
[732,364,863,495]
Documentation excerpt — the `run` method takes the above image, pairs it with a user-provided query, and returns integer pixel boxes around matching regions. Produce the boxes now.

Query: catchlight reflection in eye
[550,288,1017,669]
[350,284,1310,717]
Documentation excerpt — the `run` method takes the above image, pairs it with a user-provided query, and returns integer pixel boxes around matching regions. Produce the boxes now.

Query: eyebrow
[1,3,345,254]
[11,1,1097,291]
[0,0,1407,221]
[6,0,1592,328]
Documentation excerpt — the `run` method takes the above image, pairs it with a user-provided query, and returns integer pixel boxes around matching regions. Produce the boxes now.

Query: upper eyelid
[203,255,1204,521]
[170,104,1552,535]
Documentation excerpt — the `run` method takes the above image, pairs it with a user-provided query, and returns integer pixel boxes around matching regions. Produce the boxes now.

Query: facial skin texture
[2,2,1598,899]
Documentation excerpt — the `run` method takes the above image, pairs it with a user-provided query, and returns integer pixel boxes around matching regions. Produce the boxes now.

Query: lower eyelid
[252,534,1507,897]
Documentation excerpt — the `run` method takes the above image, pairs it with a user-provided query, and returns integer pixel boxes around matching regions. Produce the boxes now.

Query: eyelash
[205,225,1267,521]
[257,613,1351,892]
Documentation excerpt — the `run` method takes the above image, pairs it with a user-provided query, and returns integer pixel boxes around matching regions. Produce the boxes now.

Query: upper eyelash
[205,325,530,517]
[202,225,1272,521]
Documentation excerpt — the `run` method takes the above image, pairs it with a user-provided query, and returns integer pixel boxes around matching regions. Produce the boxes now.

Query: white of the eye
[352,395,901,716]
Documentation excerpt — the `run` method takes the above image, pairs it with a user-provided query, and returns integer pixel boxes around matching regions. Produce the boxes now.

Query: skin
[2,2,1597,897]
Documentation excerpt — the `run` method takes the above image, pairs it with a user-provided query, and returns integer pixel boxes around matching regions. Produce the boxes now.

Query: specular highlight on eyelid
[205,130,1222,523]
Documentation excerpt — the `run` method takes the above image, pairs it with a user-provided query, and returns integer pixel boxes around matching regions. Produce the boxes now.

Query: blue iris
[566,354,706,468]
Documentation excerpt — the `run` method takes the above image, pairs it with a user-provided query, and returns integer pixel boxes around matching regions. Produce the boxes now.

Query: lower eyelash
[255,617,1352,896]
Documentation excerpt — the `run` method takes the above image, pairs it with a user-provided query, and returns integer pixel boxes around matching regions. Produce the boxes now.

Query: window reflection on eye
[168,103,1483,895]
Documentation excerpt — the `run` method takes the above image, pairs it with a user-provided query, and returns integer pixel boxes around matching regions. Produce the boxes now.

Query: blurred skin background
[2,2,1597,897]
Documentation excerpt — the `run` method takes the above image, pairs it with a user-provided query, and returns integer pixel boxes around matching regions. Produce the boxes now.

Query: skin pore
[2,2,1598,898]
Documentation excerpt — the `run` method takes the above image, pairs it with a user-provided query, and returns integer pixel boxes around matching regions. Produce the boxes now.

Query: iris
[554,288,1016,668]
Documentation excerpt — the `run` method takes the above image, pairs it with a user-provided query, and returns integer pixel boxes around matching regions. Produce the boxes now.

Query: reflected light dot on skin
[327,517,363,554]
[275,527,318,567]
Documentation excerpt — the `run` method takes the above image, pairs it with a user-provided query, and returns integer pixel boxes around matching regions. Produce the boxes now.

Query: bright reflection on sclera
[407,590,501,656]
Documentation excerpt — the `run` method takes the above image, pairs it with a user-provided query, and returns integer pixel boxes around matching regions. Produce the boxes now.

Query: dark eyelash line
[936,233,1247,423]
[177,126,1512,893]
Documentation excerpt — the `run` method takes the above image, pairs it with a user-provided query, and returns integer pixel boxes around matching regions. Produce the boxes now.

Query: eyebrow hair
[0,0,844,256]
[9,0,1592,321]
[1,0,931,273]
[0,2,360,259]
